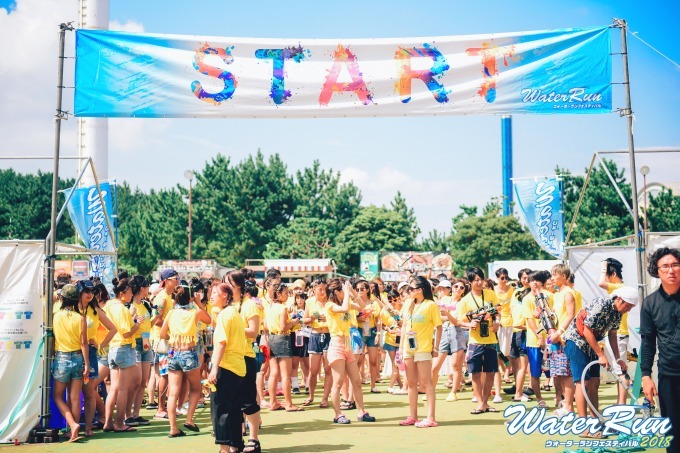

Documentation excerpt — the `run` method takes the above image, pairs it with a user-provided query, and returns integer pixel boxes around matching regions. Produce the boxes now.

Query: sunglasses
[499,276,508,281]
[82,288,94,294]
[453,285,464,290]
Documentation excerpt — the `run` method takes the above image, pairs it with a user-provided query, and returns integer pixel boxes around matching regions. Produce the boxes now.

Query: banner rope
[0,335,46,440]
[625,28,680,70]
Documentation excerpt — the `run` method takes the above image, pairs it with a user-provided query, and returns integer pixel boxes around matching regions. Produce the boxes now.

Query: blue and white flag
[63,183,116,286]
[514,177,564,258]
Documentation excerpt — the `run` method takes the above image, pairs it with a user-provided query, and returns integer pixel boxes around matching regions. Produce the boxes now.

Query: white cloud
[109,19,144,33]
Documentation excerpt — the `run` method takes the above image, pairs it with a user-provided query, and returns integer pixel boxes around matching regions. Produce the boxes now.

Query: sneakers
[145,402,158,410]
[445,393,457,402]
[293,387,301,395]
[124,417,139,427]
[471,397,478,403]
[134,417,150,426]
[554,408,570,418]
[503,385,516,395]
[493,395,503,404]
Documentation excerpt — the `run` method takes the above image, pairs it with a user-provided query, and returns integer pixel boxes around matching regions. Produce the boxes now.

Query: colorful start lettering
[190,42,517,107]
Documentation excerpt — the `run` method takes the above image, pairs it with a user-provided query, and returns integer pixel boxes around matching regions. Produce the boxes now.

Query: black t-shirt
[640,285,680,377]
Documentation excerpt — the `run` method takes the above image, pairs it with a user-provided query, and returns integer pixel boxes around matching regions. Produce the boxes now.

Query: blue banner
[514,177,565,258]
[75,26,611,118]
[63,183,116,287]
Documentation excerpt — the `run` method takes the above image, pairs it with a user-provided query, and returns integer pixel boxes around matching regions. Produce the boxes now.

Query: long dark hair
[411,276,434,301]
[112,278,131,298]
[516,269,532,302]
[326,278,344,305]
[175,280,192,307]
[226,270,246,302]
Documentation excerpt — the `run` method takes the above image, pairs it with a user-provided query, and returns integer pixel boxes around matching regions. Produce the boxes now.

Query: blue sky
[1,0,679,237]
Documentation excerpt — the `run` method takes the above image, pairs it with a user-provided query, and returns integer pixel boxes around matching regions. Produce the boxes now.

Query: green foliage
[264,217,336,259]
[331,205,415,275]
[0,169,75,242]
[417,229,449,252]
[448,200,548,272]
[646,187,680,232]
[390,191,420,242]
[559,159,633,245]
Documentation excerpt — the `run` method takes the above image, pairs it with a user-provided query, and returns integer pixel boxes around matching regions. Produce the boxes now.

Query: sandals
[168,430,186,438]
[183,423,200,432]
[301,398,314,407]
[319,402,330,408]
[470,409,484,415]
[340,401,356,410]
[285,405,304,412]
[370,389,381,394]
[243,439,261,453]
[415,418,438,428]
[357,412,376,422]
[541,384,552,391]
[399,416,418,426]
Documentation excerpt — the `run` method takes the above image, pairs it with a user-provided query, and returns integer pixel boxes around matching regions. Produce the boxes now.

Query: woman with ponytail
[324,278,376,425]
[126,275,154,426]
[160,280,211,437]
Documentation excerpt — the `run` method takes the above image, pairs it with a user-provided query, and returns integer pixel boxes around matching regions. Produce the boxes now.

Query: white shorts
[497,326,513,357]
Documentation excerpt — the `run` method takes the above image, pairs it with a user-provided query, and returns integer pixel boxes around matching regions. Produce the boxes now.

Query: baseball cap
[290,279,307,291]
[397,282,409,291]
[75,279,95,292]
[611,286,639,306]
[161,269,179,281]
[61,284,79,301]
[436,280,452,288]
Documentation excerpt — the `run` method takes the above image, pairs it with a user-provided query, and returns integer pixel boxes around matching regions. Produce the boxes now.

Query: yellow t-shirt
[306,297,328,330]
[54,309,84,352]
[552,287,580,331]
[152,289,174,340]
[379,308,399,347]
[511,290,528,332]
[105,299,135,348]
[85,305,100,343]
[324,303,352,337]
[403,299,442,354]
[266,303,289,334]
[359,300,381,329]
[522,290,554,348]
[496,286,515,328]
[131,301,151,340]
[457,289,499,345]
[240,298,259,359]
[167,307,199,346]
[606,282,628,335]
[213,306,246,377]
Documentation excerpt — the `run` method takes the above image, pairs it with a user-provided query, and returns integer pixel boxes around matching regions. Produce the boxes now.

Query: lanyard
[470,291,485,310]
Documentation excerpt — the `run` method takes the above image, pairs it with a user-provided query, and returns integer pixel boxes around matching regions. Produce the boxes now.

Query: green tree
[559,159,634,245]
[116,183,188,275]
[646,187,680,232]
[390,191,420,242]
[449,200,547,271]
[0,169,75,242]
[417,229,449,252]
[331,205,414,275]
[292,160,361,234]
[190,151,295,266]
[263,216,336,259]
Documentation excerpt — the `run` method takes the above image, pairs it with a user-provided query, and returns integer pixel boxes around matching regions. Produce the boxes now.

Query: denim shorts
[168,349,200,372]
[439,324,466,355]
[383,343,399,352]
[509,330,527,359]
[97,346,109,368]
[135,338,153,363]
[565,340,600,383]
[88,345,99,379]
[52,350,85,383]
[108,344,136,370]
[363,327,378,348]
[349,327,364,354]
[308,332,330,354]
[268,334,292,358]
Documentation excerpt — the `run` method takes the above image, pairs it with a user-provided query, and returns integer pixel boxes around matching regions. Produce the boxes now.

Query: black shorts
[290,332,309,358]
[268,334,292,358]
[240,356,260,416]
[509,330,527,359]
[308,332,330,354]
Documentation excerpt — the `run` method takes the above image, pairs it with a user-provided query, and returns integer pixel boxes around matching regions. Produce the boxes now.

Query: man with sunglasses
[151,268,180,420]
[640,247,680,453]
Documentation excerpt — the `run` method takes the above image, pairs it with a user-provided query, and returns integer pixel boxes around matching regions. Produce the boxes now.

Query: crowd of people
[49,247,680,452]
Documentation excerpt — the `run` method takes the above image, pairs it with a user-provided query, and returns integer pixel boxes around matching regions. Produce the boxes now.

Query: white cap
[611,286,639,306]
[397,282,409,291]
[436,280,452,288]
[149,283,160,295]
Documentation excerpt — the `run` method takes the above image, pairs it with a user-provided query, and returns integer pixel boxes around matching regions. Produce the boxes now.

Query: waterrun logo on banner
[520,87,604,110]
